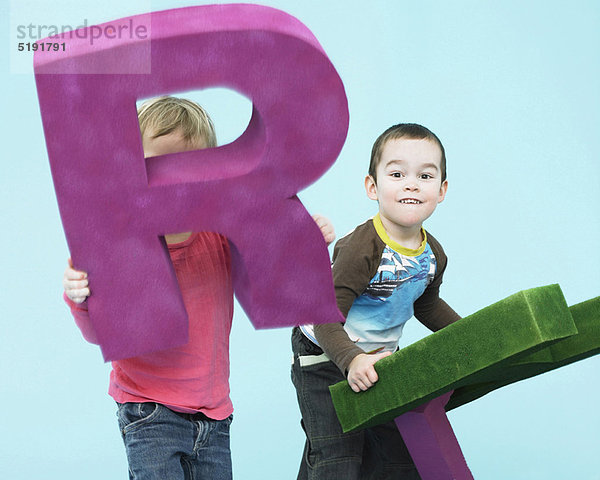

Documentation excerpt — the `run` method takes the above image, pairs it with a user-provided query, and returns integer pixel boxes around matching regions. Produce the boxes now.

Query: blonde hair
[137,96,217,148]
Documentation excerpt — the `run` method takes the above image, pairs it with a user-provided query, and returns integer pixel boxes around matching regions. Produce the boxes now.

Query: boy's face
[142,129,207,158]
[365,138,448,235]
[142,129,208,242]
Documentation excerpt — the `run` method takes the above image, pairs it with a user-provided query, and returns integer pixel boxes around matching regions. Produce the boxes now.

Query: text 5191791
[18,42,66,52]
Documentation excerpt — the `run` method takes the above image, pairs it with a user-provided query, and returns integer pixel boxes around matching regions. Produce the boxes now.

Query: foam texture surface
[34,4,349,361]
[394,391,474,479]
[447,295,600,409]
[330,285,595,432]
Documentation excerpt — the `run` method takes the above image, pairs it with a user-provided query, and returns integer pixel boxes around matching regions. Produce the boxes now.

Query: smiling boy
[291,124,460,479]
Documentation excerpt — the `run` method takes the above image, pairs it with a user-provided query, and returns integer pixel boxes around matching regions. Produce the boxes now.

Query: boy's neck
[378,215,424,250]
[165,232,193,245]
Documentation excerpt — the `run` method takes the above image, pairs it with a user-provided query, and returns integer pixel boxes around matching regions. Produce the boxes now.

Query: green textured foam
[447,296,600,409]
[330,284,578,433]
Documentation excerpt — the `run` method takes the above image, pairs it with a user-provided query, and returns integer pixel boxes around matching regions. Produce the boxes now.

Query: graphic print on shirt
[344,245,436,353]
[364,248,434,298]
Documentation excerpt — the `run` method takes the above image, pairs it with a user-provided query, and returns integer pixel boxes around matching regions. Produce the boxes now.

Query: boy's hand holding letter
[347,351,393,392]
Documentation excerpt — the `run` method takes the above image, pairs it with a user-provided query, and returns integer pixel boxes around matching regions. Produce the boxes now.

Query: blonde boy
[63,96,334,480]
[291,124,460,479]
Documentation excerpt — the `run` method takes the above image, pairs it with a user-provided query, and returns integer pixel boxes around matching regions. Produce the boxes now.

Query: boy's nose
[404,182,419,191]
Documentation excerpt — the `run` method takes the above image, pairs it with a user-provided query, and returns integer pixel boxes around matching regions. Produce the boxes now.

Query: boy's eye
[390,172,403,178]
[420,173,433,179]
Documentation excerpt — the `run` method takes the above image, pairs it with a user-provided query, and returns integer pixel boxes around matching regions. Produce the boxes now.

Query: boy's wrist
[63,291,89,310]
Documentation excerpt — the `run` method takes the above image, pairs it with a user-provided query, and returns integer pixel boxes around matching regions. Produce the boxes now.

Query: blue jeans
[117,402,232,480]
[291,327,420,480]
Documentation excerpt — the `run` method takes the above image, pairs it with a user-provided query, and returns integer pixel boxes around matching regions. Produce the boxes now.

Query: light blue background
[1,1,599,478]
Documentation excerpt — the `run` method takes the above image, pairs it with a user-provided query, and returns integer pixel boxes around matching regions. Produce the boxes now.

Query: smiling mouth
[399,199,422,204]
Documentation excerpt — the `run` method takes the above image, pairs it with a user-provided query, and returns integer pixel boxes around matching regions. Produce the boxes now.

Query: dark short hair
[369,123,446,183]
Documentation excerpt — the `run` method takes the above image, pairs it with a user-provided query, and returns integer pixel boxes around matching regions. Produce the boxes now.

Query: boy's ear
[438,180,449,203]
[365,175,378,201]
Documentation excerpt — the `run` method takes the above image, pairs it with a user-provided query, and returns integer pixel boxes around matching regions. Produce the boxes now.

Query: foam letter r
[35,5,349,360]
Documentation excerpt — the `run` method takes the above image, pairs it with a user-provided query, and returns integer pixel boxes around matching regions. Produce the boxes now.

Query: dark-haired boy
[291,124,460,479]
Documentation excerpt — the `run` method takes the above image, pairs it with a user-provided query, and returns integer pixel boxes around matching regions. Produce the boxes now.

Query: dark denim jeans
[117,402,232,480]
[291,327,420,480]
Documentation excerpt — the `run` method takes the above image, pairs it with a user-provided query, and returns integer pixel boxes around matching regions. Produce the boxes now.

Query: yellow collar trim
[372,213,427,256]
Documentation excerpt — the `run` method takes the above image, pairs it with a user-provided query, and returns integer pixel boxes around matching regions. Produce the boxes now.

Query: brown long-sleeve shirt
[310,215,460,374]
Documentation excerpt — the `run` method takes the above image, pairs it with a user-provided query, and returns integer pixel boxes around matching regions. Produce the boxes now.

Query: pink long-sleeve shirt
[66,232,234,420]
